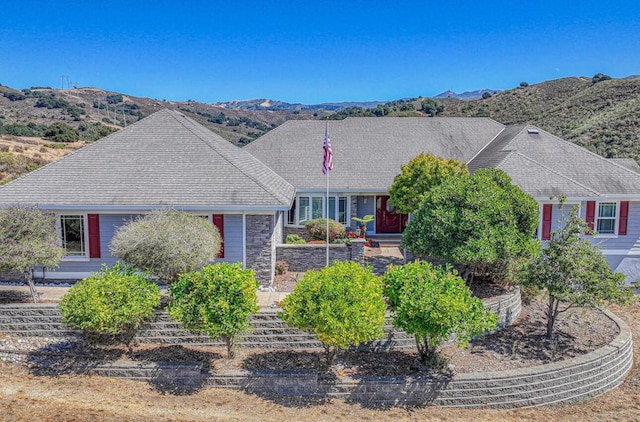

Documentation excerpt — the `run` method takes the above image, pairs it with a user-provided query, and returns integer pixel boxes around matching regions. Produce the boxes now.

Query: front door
[375,196,408,233]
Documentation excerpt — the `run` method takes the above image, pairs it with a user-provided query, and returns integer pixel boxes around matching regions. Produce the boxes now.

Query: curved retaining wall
[0,288,522,351]
[85,309,634,408]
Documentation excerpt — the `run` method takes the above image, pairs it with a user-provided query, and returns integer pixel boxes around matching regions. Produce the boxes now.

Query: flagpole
[326,164,330,267]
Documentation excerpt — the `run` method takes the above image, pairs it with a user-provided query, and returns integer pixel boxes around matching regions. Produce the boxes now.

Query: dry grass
[0,301,638,421]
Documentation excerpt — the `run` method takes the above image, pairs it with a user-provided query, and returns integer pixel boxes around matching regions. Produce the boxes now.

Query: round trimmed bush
[59,263,161,346]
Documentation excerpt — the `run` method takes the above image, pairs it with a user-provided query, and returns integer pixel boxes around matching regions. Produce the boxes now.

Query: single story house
[245,118,640,285]
[1,110,639,284]
[0,109,295,284]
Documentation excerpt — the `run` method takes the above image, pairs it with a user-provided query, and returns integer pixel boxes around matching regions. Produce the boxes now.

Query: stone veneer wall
[245,214,275,286]
[276,239,366,272]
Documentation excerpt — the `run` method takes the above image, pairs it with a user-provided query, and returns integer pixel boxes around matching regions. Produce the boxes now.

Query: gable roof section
[245,117,505,191]
[469,125,640,197]
[0,109,295,209]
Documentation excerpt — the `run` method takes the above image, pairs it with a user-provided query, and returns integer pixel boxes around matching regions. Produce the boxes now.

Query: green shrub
[285,233,306,244]
[59,263,160,348]
[279,261,386,363]
[168,263,259,358]
[304,218,345,241]
[383,261,497,365]
[44,122,79,142]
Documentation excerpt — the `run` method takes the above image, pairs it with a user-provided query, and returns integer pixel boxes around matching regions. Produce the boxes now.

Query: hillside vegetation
[0,75,638,184]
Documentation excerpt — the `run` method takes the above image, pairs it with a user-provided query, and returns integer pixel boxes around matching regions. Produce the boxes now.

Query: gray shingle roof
[0,109,295,209]
[470,125,640,197]
[244,117,505,191]
[609,158,640,174]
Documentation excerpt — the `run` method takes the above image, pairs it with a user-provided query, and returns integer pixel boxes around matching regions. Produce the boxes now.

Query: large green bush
[403,168,539,286]
[383,261,497,365]
[168,263,259,358]
[304,218,345,241]
[279,261,386,363]
[110,210,222,284]
[59,263,161,348]
[389,152,468,214]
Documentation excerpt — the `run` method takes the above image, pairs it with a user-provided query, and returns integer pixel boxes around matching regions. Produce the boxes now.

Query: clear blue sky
[1,1,638,104]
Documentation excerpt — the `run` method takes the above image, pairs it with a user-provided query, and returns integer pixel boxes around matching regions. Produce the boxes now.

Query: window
[298,197,310,224]
[596,202,617,234]
[291,195,348,225]
[60,215,86,256]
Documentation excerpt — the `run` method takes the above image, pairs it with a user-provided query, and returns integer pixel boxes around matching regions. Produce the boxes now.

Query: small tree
[389,152,469,214]
[523,209,632,339]
[59,263,161,349]
[0,205,65,302]
[168,263,259,358]
[383,261,497,365]
[403,168,539,286]
[110,210,222,283]
[279,261,386,364]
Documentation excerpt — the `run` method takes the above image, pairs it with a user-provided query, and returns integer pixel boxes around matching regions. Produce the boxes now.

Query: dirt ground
[0,301,638,421]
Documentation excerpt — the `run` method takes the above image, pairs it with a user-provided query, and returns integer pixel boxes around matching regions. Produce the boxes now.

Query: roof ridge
[505,151,602,196]
[526,124,640,179]
[166,111,294,205]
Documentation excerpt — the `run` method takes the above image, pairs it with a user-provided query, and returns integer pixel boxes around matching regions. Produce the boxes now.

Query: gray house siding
[40,212,245,281]
[356,196,375,233]
[586,201,640,251]
[218,214,243,264]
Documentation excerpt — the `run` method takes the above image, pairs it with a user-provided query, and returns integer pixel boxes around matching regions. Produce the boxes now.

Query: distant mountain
[214,99,385,111]
[434,89,501,100]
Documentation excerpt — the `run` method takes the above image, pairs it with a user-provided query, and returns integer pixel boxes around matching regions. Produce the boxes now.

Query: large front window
[596,202,617,234]
[294,195,348,225]
[60,215,86,256]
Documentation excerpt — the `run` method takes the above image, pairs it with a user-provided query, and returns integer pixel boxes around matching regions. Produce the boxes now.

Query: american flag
[322,124,333,174]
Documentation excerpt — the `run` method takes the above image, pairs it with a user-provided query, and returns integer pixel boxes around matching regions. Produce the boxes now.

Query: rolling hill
[1,75,639,185]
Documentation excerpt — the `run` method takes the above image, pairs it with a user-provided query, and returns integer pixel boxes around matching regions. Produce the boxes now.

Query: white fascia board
[40,205,288,213]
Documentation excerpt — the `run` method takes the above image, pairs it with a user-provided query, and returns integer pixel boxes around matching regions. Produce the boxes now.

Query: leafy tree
[523,208,632,339]
[383,261,497,364]
[482,92,492,99]
[420,99,444,116]
[0,206,65,302]
[389,152,469,214]
[168,263,259,358]
[519,81,529,88]
[592,73,612,84]
[110,210,222,284]
[44,122,79,142]
[279,261,386,363]
[59,263,161,349]
[403,168,539,285]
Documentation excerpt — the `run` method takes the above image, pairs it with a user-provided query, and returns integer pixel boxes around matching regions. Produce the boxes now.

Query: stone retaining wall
[276,239,366,272]
[20,307,629,409]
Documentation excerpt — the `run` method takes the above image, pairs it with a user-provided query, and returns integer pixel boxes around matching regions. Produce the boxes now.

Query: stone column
[245,214,275,286]
[349,238,366,266]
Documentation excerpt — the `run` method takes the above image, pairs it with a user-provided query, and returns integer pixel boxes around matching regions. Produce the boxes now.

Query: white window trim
[593,201,619,238]
[58,213,90,261]
[287,195,350,227]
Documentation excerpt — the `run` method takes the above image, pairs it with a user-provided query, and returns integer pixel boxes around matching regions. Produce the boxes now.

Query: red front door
[375,196,408,233]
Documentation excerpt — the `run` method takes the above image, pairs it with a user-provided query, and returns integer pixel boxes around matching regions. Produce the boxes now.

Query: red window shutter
[541,204,553,241]
[212,214,224,258]
[87,214,101,258]
[585,201,596,233]
[619,201,629,235]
